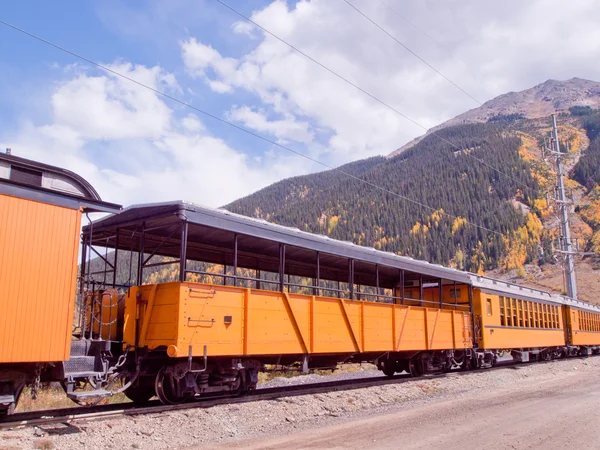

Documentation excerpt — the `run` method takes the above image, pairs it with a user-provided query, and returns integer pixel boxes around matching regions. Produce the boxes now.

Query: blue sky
[2,1,600,207]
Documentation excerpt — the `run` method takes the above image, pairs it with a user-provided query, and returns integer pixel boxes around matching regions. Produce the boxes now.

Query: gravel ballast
[2,357,600,450]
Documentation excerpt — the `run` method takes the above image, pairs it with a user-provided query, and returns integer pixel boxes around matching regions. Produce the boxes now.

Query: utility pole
[544,114,577,299]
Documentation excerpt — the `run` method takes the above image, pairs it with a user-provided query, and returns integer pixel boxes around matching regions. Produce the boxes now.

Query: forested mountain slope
[227,120,545,274]
[226,80,600,294]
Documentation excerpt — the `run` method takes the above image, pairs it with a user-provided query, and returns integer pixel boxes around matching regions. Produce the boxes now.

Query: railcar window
[499,297,506,326]
[540,304,544,328]
[486,298,492,316]
[529,303,534,328]
[524,302,530,327]
[512,299,517,328]
[588,312,591,331]
[506,298,512,326]
[587,312,590,331]
[517,300,523,327]
[535,304,540,328]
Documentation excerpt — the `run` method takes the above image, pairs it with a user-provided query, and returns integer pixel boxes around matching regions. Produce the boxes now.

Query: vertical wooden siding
[0,194,81,363]
[125,282,473,358]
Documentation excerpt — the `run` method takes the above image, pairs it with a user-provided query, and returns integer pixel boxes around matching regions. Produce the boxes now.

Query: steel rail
[0,372,424,429]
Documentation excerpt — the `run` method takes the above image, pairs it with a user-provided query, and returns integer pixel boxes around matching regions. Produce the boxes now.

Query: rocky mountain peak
[389,77,600,158]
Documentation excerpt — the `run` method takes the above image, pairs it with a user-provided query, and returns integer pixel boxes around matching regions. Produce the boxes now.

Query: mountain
[389,78,600,158]
[225,78,600,301]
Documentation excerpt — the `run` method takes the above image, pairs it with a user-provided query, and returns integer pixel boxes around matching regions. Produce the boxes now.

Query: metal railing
[183,269,470,311]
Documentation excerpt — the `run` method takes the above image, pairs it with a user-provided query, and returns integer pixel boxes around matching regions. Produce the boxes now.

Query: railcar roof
[0,153,120,212]
[87,200,600,313]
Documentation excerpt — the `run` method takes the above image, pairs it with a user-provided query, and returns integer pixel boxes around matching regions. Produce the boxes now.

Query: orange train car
[0,153,119,415]
[80,201,479,403]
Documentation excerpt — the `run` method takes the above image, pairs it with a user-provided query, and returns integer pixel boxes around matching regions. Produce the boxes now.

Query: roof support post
[80,236,87,295]
[439,278,443,309]
[113,228,120,287]
[399,269,405,305]
[314,251,320,296]
[233,233,238,287]
[376,264,380,302]
[179,221,188,283]
[256,259,261,290]
[453,280,457,310]
[279,243,286,292]
[419,273,424,307]
[349,259,354,300]
[137,222,145,286]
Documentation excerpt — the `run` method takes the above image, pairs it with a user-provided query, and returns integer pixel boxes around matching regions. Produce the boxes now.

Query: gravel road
[2,357,599,449]
[226,363,600,450]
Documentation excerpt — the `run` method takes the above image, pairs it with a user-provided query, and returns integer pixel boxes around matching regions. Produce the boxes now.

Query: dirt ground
[205,364,600,450]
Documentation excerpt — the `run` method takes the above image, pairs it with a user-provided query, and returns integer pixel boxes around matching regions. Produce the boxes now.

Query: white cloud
[228,106,314,144]
[1,62,313,207]
[181,38,223,76]
[51,63,175,141]
[232,20,256,37]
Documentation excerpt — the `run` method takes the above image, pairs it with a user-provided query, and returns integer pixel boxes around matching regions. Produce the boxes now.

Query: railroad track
[0,358,574,430]
[0,372,426,429]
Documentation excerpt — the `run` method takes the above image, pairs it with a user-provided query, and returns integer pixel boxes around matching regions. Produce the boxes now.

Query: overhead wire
[0,18,510,238]
[378,0,467,64]
[214,0,531,190]
[343,0,482,106]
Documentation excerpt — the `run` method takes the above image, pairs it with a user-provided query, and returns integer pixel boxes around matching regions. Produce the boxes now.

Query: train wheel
[230,371,247,396]
[409,359,423,377]
[155,366,188,405]
[125,377,155,404]
[0,381,25,417]
[382,366,396,378]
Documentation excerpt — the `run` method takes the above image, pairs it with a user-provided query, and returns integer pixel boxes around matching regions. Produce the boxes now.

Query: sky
[1,0,600,208]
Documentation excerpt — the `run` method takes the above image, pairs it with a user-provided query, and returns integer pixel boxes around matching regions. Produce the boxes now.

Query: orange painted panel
[568,307,600,346]
[312,298,358,354]
[0,194,81,363]
[362,303,393,352]
[123,282,473,358]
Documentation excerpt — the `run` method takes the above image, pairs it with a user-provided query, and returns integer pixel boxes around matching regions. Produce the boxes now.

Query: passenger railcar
[1,156,599,415]
[0,153,119,415]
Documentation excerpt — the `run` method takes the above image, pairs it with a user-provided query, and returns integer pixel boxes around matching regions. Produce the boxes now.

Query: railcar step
[69,339,90,357]
[67,389,112,401]
[64,356,97,375]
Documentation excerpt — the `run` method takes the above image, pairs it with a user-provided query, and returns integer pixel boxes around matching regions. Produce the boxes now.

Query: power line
[343,0,481,106]
[214,0,530,190]
[0,18,508,238]
[379,1,471,70]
